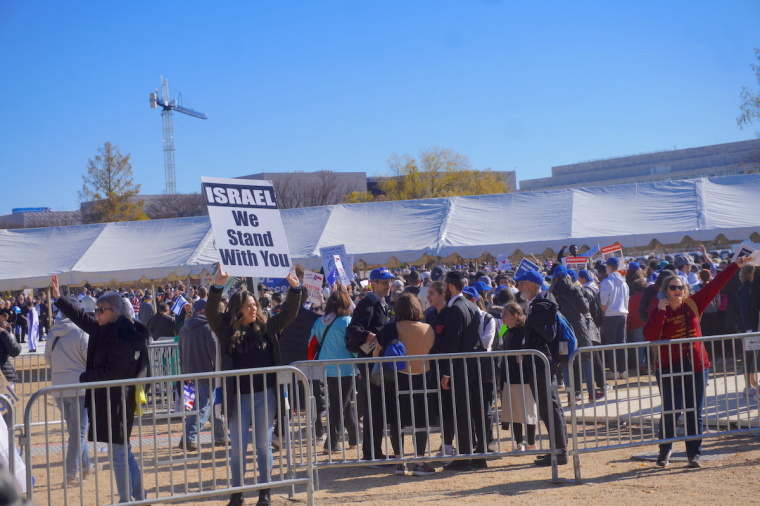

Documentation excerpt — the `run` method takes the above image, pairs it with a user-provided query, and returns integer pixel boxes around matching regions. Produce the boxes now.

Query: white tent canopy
[1,175,758,291]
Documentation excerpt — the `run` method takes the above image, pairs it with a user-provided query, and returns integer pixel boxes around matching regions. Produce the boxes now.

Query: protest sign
[601,243,626,273]
[202,177,292,278]
[330,255,351,286]
[303,270,325,306]
[514,258,540,279]
[320,245,354,280]
[497,254,512,271]
[732,243,756,263]
[562,256,588,270]
[580,244,600,258]
[259,277,291,294]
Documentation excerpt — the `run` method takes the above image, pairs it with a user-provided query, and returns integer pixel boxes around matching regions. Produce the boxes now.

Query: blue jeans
[229,388,276,487]
[657,367,709,458]
[184,379,227,444]
[54,395,92,479]
[109,443,143,503]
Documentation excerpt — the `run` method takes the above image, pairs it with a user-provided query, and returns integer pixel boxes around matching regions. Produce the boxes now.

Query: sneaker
[323,444,340,455]
[534,452,568,466]
[177,439,197,451]
[82,464,100,480]
[575,392,583,402]
[394,463,408,476]
[515,442,526,452]
[618,371,628,380]
[687,455,702,469]
[525,443,537,451]
[442,460,473,472]
[315,434,328,445]
[271,434,281,450]
[656,449,671,467]
[605,372,617,380]
[66,477,81,488]
[487,440,498,452]
[742,386,758,397]
[604,384,613,392]
[214,438,230,447]
[412,462,436,476]
[590,391,606,402]
[435,445,454,459]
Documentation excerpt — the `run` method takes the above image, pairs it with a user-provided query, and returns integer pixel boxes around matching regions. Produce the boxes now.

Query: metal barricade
[10,353,54,433]
[567,332,760,481]
[22,366,315,506]
[291,350,565,484]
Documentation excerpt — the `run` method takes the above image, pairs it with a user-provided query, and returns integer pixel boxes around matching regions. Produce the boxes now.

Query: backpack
[583,286,604,329]
[554,311,578,363]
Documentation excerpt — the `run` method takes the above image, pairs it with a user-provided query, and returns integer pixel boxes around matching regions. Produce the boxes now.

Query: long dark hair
[226,290,267,346]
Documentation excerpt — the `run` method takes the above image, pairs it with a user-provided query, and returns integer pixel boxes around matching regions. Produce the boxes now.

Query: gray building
[519,139,760,191]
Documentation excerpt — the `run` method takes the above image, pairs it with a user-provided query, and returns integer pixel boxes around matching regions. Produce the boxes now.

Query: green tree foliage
[738,48,760,130]
[79,142,146,223]
[374,147,510,201]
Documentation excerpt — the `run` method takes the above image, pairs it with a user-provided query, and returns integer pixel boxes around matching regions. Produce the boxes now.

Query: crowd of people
[0,244,757,504]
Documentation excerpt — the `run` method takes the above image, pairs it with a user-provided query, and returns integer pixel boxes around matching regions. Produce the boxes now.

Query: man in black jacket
[346,267,392,462]
[438,271,484,471]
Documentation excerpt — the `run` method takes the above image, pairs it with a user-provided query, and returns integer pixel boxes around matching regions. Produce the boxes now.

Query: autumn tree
[738,48,760,130]
[79,142,146,223]
[376,147,510,201]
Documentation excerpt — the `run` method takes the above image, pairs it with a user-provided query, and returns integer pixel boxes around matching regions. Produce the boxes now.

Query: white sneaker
[605,372,617,380]
[487,440,498,452]
[618,372,628,380]
[742,386,758,397]
[316,434,327,445]
[394,463,408,476]
[436,445,454,458]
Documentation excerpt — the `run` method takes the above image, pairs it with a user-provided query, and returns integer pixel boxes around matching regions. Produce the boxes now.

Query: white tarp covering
[1,175,758,290]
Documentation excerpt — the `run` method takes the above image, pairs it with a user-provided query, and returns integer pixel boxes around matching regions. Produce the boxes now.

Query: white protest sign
[303,270,324,306]
[601,242,626,274]
[732,243,756,263]
[562,256,588,270]
[497,254,512,271]
[202,177,292,278]
[514,258,540,278]
[331,255,351,286]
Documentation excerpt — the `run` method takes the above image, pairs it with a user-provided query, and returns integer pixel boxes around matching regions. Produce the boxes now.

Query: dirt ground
[29,430,760,505]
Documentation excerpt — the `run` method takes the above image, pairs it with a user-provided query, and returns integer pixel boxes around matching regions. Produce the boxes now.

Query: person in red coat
[643,256,747,469]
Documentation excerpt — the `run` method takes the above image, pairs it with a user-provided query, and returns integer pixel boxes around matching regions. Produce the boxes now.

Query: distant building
[519,139,760,191]
[0,209,81,229]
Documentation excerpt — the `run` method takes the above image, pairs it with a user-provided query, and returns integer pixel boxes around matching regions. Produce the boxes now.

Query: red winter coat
[643,262,739,372]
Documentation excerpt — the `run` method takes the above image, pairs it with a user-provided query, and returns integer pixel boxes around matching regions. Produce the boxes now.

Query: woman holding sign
[643,255,746,469]
[207,266,306,506]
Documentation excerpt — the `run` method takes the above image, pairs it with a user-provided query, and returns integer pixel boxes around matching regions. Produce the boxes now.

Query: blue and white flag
[581,244,600,258]
[171,295,189,315]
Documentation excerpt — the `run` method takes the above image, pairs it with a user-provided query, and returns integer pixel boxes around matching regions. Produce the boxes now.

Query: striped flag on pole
[171,295,189,315]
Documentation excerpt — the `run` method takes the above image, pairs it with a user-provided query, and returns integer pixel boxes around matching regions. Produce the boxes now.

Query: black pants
[358,372,386,459]
[386,372,434,457]
[527,358,567,452]
[442,362,485,456]
[326,376,358,447]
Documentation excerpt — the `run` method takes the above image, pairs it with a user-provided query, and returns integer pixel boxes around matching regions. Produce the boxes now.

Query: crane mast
[149,77,207,194]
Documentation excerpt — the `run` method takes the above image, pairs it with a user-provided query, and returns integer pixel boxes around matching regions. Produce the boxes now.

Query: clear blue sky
[1,1,758,213]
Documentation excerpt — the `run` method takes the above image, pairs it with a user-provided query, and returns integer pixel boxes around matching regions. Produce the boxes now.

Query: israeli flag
[171,295,189,315]
[581,244,600,258]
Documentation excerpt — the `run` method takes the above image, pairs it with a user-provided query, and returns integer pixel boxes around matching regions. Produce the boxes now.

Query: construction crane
[149,76,207,194]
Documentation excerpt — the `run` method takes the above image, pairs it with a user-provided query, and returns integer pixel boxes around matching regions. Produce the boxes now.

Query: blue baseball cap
[578,269,593,281]
[553,265,568,279]
[513,270,544,285]
[472,280,491,294]
[462,285,479,300]
[568,269,578,282]
[604,257,620,268]
[370,267,393,280]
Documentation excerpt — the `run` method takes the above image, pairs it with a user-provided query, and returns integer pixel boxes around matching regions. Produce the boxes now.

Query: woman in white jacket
[44,310,95,487]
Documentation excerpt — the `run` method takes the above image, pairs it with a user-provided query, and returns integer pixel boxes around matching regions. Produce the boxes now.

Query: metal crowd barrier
[567,332,760,481]
[22,366,315,506]
[291,350,565,484]
[9,340,179,437]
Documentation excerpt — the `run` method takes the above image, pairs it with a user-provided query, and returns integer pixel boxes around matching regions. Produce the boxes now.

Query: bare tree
[272,171,357,209]
[143,193,208,219]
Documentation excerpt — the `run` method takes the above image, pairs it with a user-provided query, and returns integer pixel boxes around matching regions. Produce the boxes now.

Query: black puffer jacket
[55,296,150,445]
[0,329,20,382]
[550,276,596,348]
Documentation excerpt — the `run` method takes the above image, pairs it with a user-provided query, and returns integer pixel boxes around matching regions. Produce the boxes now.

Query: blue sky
[1,1,758,213]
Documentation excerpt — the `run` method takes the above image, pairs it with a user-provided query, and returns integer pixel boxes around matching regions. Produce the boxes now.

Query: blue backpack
[554,311,578,363]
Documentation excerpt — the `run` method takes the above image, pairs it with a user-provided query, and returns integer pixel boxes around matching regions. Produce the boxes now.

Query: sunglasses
[667,285,684,291]
[95,307,113,314]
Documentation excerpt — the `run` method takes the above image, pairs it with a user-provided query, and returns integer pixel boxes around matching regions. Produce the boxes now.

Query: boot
[226,492,243,506]
[256,488,271,506]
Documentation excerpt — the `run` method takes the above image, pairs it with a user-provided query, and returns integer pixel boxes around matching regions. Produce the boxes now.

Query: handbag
[307,318,336,361]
